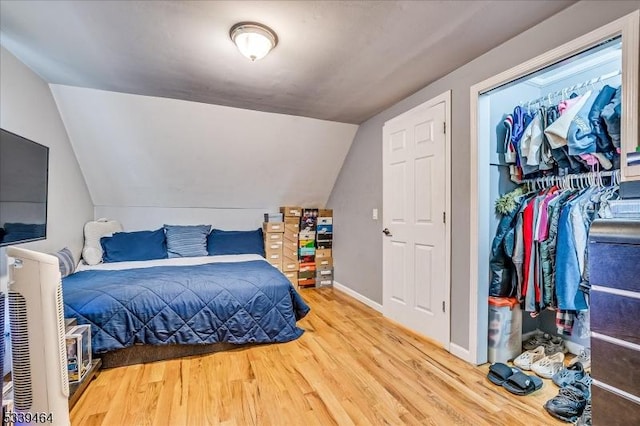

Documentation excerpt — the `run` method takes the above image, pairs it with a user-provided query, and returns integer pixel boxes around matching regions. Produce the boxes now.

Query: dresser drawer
[592,383,640,426]
[317,224,333,234]
[265,241,283,252]
[316,277,333,287]
[589,242,640,292]
[315,257,333,268]
[284,222,300,232]
[591,336,640,398]
[316,239,333,249]
[315,249,332,259]
[263,222,284,233]
[282,260,299,272]
[265,251,282,262]
[283,248,298,260]
[591,290,640,345]
[283,229,299,242]
[264,233,283,242]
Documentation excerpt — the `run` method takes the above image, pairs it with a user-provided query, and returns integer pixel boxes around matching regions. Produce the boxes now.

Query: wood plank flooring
[70,287,565,425]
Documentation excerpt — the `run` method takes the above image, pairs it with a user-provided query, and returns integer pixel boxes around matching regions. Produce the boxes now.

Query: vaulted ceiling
[0,0,575,124]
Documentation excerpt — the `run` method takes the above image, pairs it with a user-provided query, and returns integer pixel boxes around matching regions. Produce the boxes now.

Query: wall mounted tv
[0,129,49,247]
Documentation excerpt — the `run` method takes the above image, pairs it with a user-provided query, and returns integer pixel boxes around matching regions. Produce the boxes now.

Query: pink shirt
[537,192,559,241]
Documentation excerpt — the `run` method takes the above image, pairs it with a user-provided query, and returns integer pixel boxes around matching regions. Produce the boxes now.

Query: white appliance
[6,247,70,425]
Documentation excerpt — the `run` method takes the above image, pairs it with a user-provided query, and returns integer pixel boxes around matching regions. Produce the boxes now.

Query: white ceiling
[0,0,575,124]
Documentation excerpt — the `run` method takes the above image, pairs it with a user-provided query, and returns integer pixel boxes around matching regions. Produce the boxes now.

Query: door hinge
[442,211,446,223]
[443,122,446,134]
[442,301,446,312]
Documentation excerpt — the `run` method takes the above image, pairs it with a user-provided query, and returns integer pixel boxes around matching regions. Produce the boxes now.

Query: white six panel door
[383,100,448,346]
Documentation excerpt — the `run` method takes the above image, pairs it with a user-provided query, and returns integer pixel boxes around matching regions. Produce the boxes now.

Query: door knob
[382,228,392,237]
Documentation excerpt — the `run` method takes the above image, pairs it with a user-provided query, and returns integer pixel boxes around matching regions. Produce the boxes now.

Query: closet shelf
[519,69,621,109]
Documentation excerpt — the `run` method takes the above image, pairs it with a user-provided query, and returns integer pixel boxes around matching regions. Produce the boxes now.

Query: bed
[62,254,310,367]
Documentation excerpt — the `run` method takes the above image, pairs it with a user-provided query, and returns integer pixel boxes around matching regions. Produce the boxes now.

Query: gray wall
[327,0,640,350]
[0,47,94,293]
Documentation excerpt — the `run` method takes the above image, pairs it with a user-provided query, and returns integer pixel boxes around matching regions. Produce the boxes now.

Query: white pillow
[82,219,123,265]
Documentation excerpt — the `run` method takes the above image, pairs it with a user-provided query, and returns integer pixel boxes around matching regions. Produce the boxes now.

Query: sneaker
[523,332,552,351]
[569,348,591,371]
[552,362,586,387]
[514,346,546,371]
[570,374,592,399]
[544,382,589,423]
[544,336,567,356]
[531,352,565,378]
[576,402,592,426]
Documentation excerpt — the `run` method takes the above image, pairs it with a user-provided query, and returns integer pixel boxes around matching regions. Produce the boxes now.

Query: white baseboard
[449,342,473,363]
[332,281,382,312]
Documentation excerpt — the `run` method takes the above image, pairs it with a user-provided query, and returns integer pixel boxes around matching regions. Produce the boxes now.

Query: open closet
[470,10,639,425]
[483,36,623,355]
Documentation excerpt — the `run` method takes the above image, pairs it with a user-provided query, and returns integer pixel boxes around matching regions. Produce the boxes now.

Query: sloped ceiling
[0,1,575,124]
[50,85,357,209]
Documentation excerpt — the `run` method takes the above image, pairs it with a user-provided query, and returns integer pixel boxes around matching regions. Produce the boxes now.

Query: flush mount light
[230,22,278,61]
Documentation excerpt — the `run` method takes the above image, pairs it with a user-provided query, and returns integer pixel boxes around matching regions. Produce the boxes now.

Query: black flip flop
[487,363,520,386]
[502,371,543,396]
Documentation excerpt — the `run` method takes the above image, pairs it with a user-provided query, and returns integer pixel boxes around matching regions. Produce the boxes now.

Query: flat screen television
[0,129,49,247]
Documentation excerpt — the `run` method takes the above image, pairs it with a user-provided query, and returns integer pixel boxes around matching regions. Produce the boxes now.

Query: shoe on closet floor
[523,332,552,351]
[531,352,565,378]
[576,402,591,426]
[552,362,586,387]
[514,346,546,370]
[569,348,591,371]
[544,381,590,423]
[543,336,567,356]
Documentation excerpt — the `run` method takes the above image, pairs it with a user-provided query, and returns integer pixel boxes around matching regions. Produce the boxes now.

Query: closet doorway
[382,91,452,348]
[469,12,639,365]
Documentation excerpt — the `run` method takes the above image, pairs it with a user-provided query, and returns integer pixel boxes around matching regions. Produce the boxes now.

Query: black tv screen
[0,129,49,247]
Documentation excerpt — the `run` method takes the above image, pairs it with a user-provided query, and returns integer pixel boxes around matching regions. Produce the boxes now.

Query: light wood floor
[70,287,564,425]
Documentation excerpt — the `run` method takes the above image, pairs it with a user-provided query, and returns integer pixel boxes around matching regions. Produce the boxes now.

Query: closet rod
[517,170,621,188]
[519,69,621,108]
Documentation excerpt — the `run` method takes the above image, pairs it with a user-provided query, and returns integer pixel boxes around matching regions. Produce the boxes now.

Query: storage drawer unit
[263,221,284,267]
[589,219,640,422]
[315,210,334,286]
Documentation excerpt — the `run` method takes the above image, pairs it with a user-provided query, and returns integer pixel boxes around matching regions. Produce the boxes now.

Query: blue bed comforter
[62,260,310,353]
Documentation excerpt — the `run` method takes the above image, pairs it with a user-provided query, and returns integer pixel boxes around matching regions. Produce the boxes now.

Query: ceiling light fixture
[230,22,278,62]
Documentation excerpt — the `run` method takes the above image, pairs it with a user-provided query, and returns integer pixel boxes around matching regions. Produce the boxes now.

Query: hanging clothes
[502,85,621,182]
[489,180,620,334]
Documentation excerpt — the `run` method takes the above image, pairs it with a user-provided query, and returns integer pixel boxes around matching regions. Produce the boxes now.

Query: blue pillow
[207,228,264,257]
[52,247,75,278]
[164,224,210,258]
[100,229,167,263]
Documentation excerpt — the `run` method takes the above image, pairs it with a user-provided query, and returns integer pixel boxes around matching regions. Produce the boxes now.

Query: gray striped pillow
[53,247,75,278]
[164,224,211,258]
